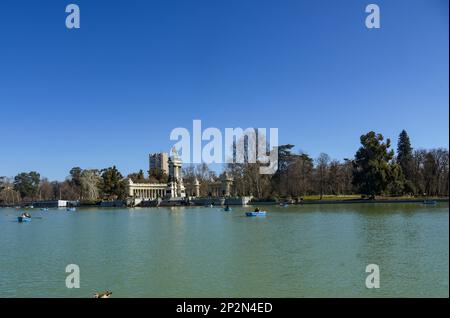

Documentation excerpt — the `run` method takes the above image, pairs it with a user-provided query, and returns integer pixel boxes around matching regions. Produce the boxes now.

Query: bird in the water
[93,290,112,298]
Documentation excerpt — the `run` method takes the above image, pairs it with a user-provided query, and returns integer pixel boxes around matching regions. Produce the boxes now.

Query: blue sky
[0,0,448,180]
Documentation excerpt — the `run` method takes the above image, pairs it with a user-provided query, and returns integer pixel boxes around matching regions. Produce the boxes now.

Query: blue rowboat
[423,200,437,205]
[41,208,49,211]
[245,211,266,217]
[224,207,232,212]
[67,207,76,212]
[18,216,31,223]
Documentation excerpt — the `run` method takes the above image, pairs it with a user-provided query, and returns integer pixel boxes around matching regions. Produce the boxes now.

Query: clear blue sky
[0,0,448,180]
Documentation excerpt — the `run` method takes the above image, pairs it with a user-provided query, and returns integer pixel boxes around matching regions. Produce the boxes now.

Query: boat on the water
[67,207,76,212]
[41,208,49,211]
[224,207,232,212]
[18,216,31,223]
[246,211,266,217]
[423,200,437,205]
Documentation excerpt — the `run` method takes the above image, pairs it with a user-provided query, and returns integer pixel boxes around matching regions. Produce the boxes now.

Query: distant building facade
[126,180,167,199]
[127,152,234,201]
[149,152,168,176]
[128,151,185,200]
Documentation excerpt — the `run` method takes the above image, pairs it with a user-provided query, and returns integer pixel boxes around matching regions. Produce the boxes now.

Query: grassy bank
[249,195,449,205]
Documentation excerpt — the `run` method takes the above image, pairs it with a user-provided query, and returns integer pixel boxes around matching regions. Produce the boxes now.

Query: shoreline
[248,198,449,206]
[0,198,448,208]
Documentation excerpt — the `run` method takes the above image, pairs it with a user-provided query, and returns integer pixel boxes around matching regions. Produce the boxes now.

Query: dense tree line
[0,166,128,204]
[0,130,448,204]
[183,163,217,196]
[226,130,448,200]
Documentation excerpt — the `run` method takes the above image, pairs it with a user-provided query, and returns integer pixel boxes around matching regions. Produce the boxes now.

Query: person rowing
[21,212,31,218]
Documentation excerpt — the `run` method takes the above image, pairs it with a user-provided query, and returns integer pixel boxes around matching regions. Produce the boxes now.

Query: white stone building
[126,152,233,200]
[127,151,186,200]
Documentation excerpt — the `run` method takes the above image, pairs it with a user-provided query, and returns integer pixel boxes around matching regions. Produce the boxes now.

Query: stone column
[194,178,200,197]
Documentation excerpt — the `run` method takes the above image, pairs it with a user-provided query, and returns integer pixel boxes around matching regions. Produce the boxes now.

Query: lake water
[0,203,448,298]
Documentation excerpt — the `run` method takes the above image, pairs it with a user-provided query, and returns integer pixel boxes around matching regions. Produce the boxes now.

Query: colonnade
[132,188,165,199]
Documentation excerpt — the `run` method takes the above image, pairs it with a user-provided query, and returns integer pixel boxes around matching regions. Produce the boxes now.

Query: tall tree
[430,148,449,197]
[412,149,427,195]
[128,169,146,183]
[59,180,79,200]
[277,144,295,173]
[80,169,101,201]
[296,153,314,197]
[397,130,415,194]
[270,144,295,196]
[386,162,405,196]
[13,171,40,200]
[38,178,54,200]
[352,132,395,198]
[148,168,168,183]
[101,166,126,199]
[423,152,438,196]
[316,153,330,200]
[0,177,21,205]
[69,167,83,199]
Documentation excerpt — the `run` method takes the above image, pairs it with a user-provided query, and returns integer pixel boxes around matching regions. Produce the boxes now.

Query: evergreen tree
[69,167,83,199]
[397,130,415,194]
[128,169,146,183]
[352,132,395,198]
[13,171,40,200]
[386,162,405,196]
[101,166,126,199]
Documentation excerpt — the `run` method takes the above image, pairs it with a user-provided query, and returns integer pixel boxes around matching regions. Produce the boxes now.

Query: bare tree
[315,153,330,199]
[80,169,101,201]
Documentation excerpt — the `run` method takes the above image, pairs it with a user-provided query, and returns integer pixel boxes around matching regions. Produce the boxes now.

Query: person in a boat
[225,205,230,210]
[21,212,31,218]
[254,207,260,212]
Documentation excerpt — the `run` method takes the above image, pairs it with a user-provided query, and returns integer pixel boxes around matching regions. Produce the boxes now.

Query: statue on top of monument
[171,146,179,158]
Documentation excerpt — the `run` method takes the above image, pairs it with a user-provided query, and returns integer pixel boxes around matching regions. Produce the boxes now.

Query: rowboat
[67,207,76,212]
[245,211,266,217]
[224,207,232,212]
[423,200,437,205]
[18,216,31,223]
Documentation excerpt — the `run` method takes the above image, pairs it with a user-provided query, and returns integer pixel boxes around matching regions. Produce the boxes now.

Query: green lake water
[0,203,448,298]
